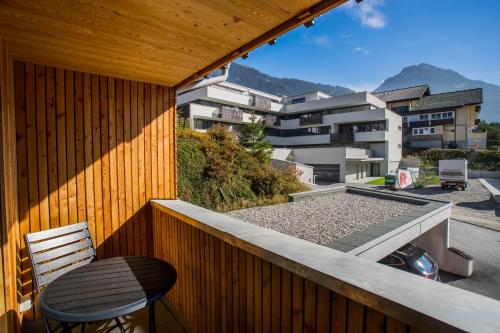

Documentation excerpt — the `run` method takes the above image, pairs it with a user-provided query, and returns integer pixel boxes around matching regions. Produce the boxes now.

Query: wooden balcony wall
[0,57,176,330]
[151,204,418,333]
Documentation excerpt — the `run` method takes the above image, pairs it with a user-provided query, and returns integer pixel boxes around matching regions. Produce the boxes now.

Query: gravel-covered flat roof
[226,192,416,245]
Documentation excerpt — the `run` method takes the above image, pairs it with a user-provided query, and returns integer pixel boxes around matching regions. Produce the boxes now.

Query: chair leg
[61,322,71,333]
[115,317,125,333]
[149,302,156,333]
[42,317,52,333]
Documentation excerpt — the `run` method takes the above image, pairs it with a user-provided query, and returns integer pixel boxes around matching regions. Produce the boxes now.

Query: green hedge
[177,126,307,212]
[419,149,500,171]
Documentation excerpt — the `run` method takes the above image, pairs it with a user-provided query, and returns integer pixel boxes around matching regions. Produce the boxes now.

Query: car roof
[395,244,425,258]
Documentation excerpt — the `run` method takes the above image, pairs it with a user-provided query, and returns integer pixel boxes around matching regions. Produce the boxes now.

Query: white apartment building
[177,81,402,183]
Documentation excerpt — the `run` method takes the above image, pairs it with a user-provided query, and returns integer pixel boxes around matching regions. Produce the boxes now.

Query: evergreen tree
[240,113,273,162]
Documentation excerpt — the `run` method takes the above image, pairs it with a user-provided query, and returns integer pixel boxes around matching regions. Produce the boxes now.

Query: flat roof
[226,191,417,245]
[373,85,429,103]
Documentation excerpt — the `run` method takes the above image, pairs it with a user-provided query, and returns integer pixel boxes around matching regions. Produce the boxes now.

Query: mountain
[375,63,500,122]
[227,62,354,97]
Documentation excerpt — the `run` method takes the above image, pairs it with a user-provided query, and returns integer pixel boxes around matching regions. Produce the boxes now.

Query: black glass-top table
[39,256,177,333]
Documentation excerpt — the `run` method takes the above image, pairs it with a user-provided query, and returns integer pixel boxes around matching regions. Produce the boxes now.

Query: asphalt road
[441,219,500,300]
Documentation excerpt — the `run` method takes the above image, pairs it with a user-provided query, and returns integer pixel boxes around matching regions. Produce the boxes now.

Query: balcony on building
[332,121,388,144]
[299,113,323,126]
[263,114,281,126]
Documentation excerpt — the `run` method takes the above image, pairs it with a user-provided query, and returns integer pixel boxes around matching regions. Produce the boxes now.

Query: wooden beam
[0,38,20,333]
[174,0,348,90]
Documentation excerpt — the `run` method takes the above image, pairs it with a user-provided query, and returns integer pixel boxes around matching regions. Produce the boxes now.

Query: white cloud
[345,81,381,92]
[345,0,386,29]
[340,31,354,39]
[302,34,333,47]
[354,47,371,55]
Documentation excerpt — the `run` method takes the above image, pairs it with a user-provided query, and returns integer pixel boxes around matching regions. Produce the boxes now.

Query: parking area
[441,220,500,300]
[370,179,500,223]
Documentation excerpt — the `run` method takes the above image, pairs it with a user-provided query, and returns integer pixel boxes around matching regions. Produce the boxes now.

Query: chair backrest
[25,221,96,292]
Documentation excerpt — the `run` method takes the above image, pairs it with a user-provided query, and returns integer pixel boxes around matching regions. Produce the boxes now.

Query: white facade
[177,81,403,183]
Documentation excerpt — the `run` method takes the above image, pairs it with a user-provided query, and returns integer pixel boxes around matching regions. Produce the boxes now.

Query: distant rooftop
[373,85,429,103]
[412,88,483,111]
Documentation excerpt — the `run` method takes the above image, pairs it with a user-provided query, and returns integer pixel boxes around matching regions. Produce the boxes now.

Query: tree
[477,120,500,150]
[240,113,273,162]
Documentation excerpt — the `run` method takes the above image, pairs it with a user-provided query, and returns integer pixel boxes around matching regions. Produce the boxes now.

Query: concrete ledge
[151,199,500,333]
[346,186,430,205]
[289,185,346,202]
[469,170,500,179]
[479,178,500,203]
[451,214,500,232]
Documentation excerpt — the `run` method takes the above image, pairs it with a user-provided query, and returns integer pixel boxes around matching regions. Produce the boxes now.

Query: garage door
[309,164,340,182]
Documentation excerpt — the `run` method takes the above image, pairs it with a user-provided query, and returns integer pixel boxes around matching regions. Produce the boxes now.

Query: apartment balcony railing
[331,132,354,144]
[150,199,499,333]
[408,134,443,141]
[371,150,386,158]
[251,94,273,110]
[214,106,243,122]
[299,114,323,126]
[408,118,454,127]
[263,114,280,126]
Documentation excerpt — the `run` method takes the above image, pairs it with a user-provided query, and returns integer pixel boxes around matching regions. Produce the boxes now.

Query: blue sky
[236,0,500,91]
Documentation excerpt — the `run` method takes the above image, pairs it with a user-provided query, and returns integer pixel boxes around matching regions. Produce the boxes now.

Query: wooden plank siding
[151,207,415,333]
[9,61,176,319]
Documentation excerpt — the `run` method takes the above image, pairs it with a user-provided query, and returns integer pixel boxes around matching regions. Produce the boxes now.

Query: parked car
[379,243,440,281]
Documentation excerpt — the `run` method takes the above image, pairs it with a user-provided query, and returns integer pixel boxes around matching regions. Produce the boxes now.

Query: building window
[419,114,428,121]
[291,97,306,104]
[402,116,407,123]
[195,119,216,130]
[266,126,331,137]
[392,105,409,113]
[413,126,437,136]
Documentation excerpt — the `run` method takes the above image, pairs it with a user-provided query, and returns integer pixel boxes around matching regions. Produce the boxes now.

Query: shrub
[418,148,499,171]
[177,127,306,212]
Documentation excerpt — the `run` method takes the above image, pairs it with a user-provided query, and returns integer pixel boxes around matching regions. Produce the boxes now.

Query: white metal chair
[24,222,124,333]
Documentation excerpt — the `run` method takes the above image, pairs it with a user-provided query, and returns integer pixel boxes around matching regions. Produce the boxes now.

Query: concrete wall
[345,161,371,183]
[271,159,314,184]
[386,110,403,170]
[292,147,347,182]
[284,92,385,113]
[413,220,473,277]
[411,140,442,148]
[467,132,487,150]
[323,107,387,125]
[266,134,331,146]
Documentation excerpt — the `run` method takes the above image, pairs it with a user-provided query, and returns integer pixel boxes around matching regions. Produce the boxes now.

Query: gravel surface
[369,179,500,222]
[226,193,416,245]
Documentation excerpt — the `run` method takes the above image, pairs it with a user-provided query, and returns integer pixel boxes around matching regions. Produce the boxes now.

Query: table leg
[149,303,156,333]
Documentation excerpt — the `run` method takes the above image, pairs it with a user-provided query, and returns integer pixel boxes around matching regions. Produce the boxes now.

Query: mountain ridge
[227,63,354,97]
[375,63,499,121]
[227,62,499,121]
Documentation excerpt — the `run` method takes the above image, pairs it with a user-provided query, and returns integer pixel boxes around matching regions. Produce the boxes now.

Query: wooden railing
[151,200,500,333]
